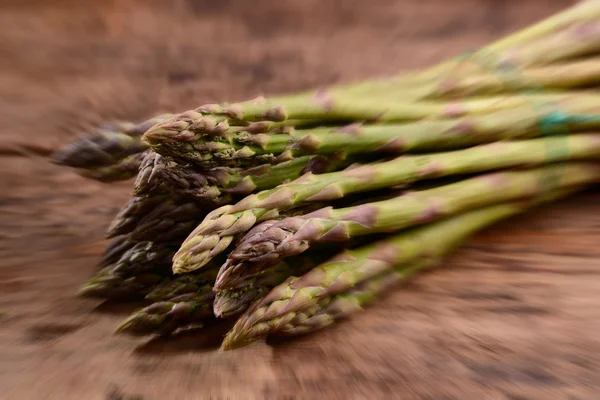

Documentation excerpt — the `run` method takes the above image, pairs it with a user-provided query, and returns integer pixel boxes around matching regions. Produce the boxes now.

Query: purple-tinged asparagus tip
[143,120,196,144]
[220,323,270,351]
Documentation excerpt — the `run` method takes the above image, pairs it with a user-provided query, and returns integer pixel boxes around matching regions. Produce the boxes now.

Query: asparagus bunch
[50,3,600,351]
[173,134,600,274]
[217,157,600,290]
[222,187,579,349]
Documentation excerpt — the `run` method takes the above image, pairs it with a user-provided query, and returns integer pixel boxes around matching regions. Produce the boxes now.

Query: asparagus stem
[145,55,600,140]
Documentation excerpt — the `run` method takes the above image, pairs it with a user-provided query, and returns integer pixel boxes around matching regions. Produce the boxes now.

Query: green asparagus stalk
[159,154,355,202]
[455,21,600,69]
[173,134,600,273]
[110,154,357,242]
[106,194,170,238]
[116,292,216,336]
[221,188,579,349]
[146,93,600,169]
[51,123,141,168]
[414,58,600,100]
[371,21,600,101]
[205,59,600,121]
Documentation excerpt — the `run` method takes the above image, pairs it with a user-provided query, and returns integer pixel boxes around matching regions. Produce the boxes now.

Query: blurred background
[5,0,600,399]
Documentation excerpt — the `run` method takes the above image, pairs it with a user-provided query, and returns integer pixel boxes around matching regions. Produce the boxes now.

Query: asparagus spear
[127,201,206,242]
[213,251,333,318]
[51,115,169,169]
[221,188,579,350]
[76,151,147,183]
[373,21,600,101]
[77,269,165,301]
[415,58,600,100]
[116,292,216,336]
[51,123,142,168]
[109,154,354,241]
[78,242,176,300]
[159,154,354,202]
[272,258,435,337]
[173,134,600,273]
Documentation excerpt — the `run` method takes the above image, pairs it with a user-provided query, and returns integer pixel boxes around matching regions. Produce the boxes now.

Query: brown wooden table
[4,1,599,399]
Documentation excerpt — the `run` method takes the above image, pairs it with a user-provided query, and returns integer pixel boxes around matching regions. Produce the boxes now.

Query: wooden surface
[3,0,600,399]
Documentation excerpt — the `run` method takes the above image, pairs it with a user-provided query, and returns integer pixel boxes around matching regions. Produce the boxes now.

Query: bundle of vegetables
[52,1,600,349]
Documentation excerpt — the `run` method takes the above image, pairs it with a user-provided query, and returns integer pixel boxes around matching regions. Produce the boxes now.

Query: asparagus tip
[115,311,166,336]
[76,283,105,298]
[115,316,146,336]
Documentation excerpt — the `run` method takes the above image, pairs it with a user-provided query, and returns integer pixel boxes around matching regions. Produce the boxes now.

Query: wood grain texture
[2,0,598,399]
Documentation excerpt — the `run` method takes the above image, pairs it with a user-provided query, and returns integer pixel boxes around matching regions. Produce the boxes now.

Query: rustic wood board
[4,1,599,399]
